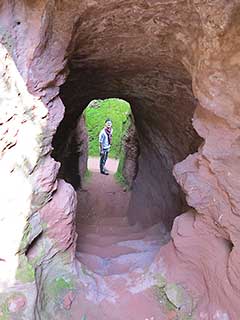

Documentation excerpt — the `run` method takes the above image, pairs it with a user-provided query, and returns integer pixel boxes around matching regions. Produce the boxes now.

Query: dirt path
[76,156,169,276]
[87,156,119,173]
[76,157,131,241]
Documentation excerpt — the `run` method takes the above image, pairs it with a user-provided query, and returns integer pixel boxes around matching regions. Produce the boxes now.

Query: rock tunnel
[55,60,201,224]
[0,1,240,319]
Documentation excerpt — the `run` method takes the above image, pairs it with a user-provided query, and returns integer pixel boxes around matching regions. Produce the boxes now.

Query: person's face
[105,121,112,128]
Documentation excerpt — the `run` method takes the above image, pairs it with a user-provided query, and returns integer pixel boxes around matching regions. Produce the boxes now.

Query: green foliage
[16,255,35,283]
[83,169,92,184]
[0,301,10,320]
[114,152,127,188]
[84,98,131,159]
[48,277,74,297]
[0,294,26,319]
[154,285,177,312]
[18,224,31,254]
[153,277,194,320]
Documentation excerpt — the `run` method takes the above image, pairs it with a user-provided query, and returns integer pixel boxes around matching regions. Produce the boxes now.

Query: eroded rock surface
[0,0,240,319]
[52,115,88,189]
[120,114,139,189]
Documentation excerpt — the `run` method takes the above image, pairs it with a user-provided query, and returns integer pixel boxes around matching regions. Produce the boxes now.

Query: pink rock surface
[0,1,240,319]
[63,291,75,310]
[40,179,77,258]
[8,296,26,313]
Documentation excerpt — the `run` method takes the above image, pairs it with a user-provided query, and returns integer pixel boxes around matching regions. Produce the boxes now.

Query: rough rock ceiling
[54,0,203,228]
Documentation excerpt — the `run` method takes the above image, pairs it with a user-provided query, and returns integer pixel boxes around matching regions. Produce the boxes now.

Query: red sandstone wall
[0,1,240,319]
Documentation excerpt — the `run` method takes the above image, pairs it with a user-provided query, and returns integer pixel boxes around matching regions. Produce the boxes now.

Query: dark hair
[105,118,112,123]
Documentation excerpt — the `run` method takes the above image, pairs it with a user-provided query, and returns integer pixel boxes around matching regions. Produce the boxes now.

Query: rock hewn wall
[52,115,88,189]
[162,5,240,318]
[0,1,79,318]
[122,115,139,189]
[0,0,240,319]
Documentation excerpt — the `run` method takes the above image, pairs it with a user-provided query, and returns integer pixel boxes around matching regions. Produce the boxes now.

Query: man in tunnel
[99,119,113,175]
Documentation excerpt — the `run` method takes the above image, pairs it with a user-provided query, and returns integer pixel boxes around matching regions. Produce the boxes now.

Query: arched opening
[83,98,136,184]
[51,51,202,275]
[52,97,137,188]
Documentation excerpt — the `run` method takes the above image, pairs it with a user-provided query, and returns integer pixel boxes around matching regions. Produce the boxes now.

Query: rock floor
[72,157,172,320]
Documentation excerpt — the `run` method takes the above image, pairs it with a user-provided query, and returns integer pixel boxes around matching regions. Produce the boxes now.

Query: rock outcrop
[0,0,240,319]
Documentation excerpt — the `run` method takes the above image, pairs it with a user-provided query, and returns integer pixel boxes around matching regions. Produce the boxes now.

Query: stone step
[78,215,130,228]
[76,248,159,276]
[77,232,146,249]
[76,229,166,249]
[77,221,143,237]
[76,220,170,275]
[77,239,162,259]
[77,223,168,246]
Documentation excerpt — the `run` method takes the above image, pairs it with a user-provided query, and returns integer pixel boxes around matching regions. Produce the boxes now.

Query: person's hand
[100,150,104,156]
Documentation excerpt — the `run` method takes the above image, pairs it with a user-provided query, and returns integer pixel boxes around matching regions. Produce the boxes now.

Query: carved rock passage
[0,0,240,319]
[57,1,202,228]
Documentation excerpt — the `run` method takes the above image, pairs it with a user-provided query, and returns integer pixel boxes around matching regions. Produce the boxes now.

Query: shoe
[101,171,109,175]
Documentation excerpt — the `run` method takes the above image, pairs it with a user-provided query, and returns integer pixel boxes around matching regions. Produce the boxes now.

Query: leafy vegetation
[48,277,74,297]
[84,98,131,159]
[83,169,92,183]
[154,285,177,312]
[16,255,35,283]
[153,274,194,320]
[0,301,10,320]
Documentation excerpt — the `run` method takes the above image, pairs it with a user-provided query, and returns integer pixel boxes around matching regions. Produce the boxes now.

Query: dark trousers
[100,150,109,173]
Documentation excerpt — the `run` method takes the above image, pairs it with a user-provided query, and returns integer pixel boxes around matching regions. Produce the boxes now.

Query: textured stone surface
[76,115,88,182]
[121,114,139,189]
[0,0,240,319]
[56,0,202,228]
[8,295,26,313]
[0,42,48,288]
[53,114,88,189]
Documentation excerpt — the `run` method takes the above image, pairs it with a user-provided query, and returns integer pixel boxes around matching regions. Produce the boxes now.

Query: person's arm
[99,131,104,154]
[109,128,113,145]
[99,142,104,154]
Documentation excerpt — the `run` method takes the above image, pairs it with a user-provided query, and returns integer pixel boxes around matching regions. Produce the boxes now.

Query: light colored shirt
[99,128,112,151]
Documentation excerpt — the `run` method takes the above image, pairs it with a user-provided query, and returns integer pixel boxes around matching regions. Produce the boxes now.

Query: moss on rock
[16,255,35,283]
[48,277,74,298]
[153,274,194,319]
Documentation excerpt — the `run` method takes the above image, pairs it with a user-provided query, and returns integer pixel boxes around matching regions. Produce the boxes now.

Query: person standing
[99,119,113,175]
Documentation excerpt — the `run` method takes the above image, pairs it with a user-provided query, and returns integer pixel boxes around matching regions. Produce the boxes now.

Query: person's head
[105,119,112,129]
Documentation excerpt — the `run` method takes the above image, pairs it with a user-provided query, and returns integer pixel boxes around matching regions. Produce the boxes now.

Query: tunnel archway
[49,32,203,276]
[34,1,205,316]
[52,41,202,233]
